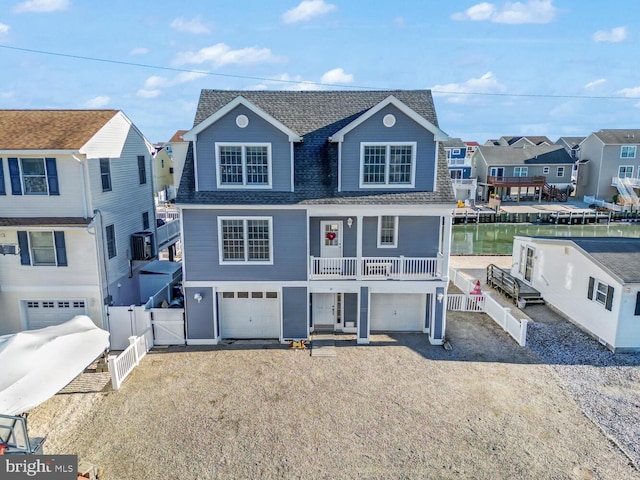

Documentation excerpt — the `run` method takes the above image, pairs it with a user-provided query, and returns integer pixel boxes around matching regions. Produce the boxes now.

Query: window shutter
[54,231,67,267]
[635,292,640,316]
[138,155,146,184]
[17,231,30,265]
[0,159,5,195]
[8,158,22,195]
[45,158,60,195]
[587,277,594,300]
[605,286,614,311]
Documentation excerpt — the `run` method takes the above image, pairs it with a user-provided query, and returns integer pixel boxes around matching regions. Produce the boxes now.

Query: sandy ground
[29,314,638,480]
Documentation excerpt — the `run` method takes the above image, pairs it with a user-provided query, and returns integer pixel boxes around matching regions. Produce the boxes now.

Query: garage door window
[218,217,273,264]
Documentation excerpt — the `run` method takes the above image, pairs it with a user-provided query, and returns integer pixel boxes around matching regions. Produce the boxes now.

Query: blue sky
[1,0,639,144]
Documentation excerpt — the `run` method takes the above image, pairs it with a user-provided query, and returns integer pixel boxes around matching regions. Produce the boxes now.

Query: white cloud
[173,43,283,67]
[136,71,208,99]
[431,72,506,104]
[0,23,9,34]
[136,89,161,99]
[282,0,336,24]
[130,47,149,56]
[320,68,353,84]
[617,86,640,98]
[84,95,110,108]
[170,16,210,34]
[451,0,558,24]
[12,0,69,13]
[247,73,325,91]
[584,79,606,90]
[592,26,627,43]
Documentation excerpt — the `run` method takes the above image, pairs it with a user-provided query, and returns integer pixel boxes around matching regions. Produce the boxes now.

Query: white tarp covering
[0,316,109,415]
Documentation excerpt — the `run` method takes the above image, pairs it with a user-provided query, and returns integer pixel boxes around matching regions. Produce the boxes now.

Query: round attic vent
[383,114,396,127]
[236,114,249,128]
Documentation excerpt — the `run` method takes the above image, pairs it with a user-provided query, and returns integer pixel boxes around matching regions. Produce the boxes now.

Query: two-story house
[473,144,574,201]
[485,136,553,147]
[0,110,156,335]
[443,137,476,201]
[177,90,455,346]
[575,129,640,209]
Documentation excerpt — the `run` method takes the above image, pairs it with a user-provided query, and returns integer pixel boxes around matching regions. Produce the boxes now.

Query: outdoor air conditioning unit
[131,232,154,261]
[0,244,17,255]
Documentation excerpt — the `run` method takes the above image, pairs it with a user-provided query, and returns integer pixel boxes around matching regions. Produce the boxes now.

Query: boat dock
[452,203,636,225]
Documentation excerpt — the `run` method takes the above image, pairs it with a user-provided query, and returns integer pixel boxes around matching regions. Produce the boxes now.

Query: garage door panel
[25,300,87,330]
[370,294,424,331]
[219,292,280,339]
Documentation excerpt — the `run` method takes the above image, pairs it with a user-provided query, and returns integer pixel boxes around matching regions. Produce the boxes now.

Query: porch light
[194,292,203,303]
[347,218,353,228]
[437,293,445,303]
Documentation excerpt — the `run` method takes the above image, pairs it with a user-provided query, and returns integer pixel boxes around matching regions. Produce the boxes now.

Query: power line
[0,43,637,101]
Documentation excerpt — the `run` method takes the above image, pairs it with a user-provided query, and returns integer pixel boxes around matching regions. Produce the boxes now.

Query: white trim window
[360,142,416,188]
[618,165,634,178]
[513,166,528,177]
[218,217,273,264]
[21,158,48,194]
[29,231,56,266]
[556,166,565,177]
[377,216,398,248]
[215,143,272,188]
[587,276,614,311]
[542,166,550,174]
[620,146,636,159]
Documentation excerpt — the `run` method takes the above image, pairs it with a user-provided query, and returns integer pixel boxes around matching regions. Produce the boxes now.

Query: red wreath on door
[326,232,337,241]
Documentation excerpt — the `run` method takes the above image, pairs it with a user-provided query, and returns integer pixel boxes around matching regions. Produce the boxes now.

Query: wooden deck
[486,264,544,306]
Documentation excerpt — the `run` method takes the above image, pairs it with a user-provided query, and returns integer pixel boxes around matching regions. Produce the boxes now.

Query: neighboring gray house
[575,129,640,209]
[472,145,574,201]
[177,90,455,346]
[484,136,553,147]
[555,136,585,160]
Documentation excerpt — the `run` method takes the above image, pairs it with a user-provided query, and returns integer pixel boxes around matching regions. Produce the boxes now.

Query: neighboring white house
[511,236,640,352]
[0,110,159,336]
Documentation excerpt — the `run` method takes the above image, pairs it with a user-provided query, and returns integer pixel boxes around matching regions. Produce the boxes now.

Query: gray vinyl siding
[194,104,292,191]
[359,287,369,340]
[344,293,358,327]
[185,286,215,340]
[282,287,308,339]
[182,208,307,281]
[340,104,437,192]
[89,127,155,292]
[362,216,440,257]
[599,145,640,199]
[309,217,357,257]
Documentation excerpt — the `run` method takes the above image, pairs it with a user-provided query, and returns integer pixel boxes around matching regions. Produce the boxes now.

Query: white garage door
[25,300,87,330]
[218,291,280,339]
[370,294,424,331]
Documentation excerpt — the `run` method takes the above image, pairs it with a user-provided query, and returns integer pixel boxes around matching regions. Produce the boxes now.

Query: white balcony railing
[310,256,442,280]
[451,178,477,187]
[157,219,180,249]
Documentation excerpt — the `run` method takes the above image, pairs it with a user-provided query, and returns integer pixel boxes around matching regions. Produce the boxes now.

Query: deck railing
[310,256,442,280]
[156,219,180,249]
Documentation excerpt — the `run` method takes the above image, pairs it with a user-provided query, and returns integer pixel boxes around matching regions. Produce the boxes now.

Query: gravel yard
[29,309,639,479]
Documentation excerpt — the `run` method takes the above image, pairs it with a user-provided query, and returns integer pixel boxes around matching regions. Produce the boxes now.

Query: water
[452,223,640,255]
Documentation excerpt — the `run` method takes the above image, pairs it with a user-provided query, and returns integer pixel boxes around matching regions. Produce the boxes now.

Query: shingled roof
[477,145,574,166]
[592,129,640,145]
[0,110,119,150]
[178,90,454,206]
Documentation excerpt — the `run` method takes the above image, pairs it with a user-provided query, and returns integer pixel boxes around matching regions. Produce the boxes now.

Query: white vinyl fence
[108,328,153,390]
[448,266,528,346]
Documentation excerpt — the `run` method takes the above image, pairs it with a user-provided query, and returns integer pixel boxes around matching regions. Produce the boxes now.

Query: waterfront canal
[452,222,640,255]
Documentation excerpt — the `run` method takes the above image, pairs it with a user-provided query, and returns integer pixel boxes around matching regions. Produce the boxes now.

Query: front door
[320,221,342,258]
[313,293,336,330]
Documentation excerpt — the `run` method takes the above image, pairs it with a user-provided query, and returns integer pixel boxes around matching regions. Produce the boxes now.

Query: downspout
[71,152,89,219]
[91,209,112,331]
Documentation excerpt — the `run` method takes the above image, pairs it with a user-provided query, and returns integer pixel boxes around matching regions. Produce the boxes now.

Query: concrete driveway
[28,311,639,480]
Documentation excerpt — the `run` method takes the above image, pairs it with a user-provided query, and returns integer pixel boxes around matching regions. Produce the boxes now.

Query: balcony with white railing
[309,256,443,280]
[451,178,477,188]
[157,219,181,251]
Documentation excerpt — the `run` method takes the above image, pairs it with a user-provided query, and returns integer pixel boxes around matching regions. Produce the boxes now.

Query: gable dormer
[328,96,448,192]
[184,96,302,193]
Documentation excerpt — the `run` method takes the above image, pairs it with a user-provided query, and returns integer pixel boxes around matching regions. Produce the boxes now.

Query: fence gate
[151,308,186,345]
[107,305,136,350]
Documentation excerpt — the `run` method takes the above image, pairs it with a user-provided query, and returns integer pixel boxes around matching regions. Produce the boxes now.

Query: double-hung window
[360,142,416,187]
[216,143,271,188]
[557,166,565,177]
[138,155,147,185]
[218,217,273,264]
[543,166,550,174]
[618,165,634,178]
[17,231,67,267]
[621,146,636,159]
[100,158,112,192]
[378,216,398,248]
[106,224,116,259]
[587,276,614,311]
[21,159,48,194]
[513,167,528,177]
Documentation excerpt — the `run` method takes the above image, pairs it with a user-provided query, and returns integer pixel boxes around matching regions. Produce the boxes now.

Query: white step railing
[611,177,634,206]
[108,329,153,390]
[156,219,180,248]
[310,256,442,280]
[622,177,640,206]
